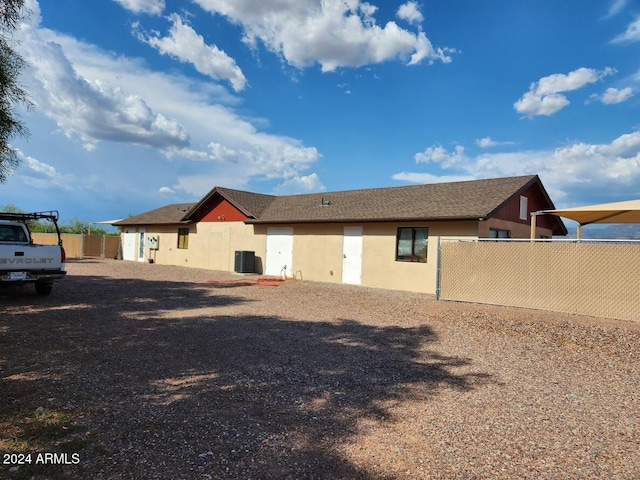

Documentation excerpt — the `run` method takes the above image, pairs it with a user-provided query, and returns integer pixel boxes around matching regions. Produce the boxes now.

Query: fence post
[435,236,442,300]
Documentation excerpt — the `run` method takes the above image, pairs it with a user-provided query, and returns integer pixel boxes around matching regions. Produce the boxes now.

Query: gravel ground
[1,259,639,479]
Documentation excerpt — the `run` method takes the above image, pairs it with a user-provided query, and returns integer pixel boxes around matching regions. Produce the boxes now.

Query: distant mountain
[564,224,640,240]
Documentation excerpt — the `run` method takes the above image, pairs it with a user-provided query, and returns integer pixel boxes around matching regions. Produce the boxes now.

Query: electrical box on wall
[147,236,159,250]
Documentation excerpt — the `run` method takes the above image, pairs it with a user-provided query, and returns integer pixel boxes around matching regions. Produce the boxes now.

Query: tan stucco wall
[249,221,480,294]
[127,222,265,272]
[288,224,344,283]
[189,222,265,272]
[122,220,488,294]
[361,221,478,294]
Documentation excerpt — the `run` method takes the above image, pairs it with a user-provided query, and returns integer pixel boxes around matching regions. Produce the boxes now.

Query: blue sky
[2,0,640,225]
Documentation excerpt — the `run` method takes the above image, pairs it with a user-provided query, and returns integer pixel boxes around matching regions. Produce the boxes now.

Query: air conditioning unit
[234,250,255,273]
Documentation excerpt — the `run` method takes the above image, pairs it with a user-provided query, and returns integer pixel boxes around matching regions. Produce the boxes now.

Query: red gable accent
[493,182,554,228]
[198,198,248,222]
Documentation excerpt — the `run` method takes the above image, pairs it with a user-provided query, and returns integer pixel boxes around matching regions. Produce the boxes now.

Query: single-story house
[112,174,566,294]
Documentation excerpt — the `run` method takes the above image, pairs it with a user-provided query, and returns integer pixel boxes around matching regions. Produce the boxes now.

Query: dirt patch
[1,259,639,479]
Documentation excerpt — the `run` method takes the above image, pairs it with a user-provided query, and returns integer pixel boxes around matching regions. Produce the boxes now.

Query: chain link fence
[437,238,640,322]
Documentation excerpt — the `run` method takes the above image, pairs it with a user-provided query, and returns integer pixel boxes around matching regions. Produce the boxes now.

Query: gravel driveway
[1,259,639,479]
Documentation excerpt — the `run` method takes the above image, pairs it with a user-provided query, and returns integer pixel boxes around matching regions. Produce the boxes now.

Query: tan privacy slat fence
[31,233,121,259]
[438,239,640,323]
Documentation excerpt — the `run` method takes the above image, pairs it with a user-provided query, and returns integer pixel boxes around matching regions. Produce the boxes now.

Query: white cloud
[11,148,79,192]
[514,91,569,117]
[414,145,466,168]
[476,137,497,148]
[173,174,249,196]
[599,87,634,104]
[612,16,640,43]
[22,0,42,27]
[402,130,640,204]
[514,67,615,117]
[392,172,472,184]
[24,153,59,178]
[113,0,165,15]
[475,136,515,148]
[604,0,627,19]
[164,147,214,162]
[397,2,424,26]
[205,139,320,180]
[158,186,174,194]
[135,14,247,91]
[192,0,453,71]
[272,173,326,194]
[14,4,321,198]
[17,24,189,151]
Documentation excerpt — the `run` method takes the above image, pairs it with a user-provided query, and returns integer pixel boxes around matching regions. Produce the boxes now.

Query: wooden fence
[31,233,121,259]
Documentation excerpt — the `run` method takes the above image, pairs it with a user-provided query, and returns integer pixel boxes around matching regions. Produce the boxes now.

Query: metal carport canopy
[533,199,640,238]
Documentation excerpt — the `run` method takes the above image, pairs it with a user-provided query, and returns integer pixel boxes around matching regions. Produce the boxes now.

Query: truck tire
[35,281,53,296]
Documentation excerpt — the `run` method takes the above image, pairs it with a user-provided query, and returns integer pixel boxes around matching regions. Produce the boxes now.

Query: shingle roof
[111,175,564,233]
[113,203,196,226]
[249,175,541,224]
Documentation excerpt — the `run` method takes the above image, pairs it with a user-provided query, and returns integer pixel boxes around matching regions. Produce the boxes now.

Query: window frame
[519,195,528,221]
[488,228,510,239]
[177,227,190,249]
[395,227,428,263]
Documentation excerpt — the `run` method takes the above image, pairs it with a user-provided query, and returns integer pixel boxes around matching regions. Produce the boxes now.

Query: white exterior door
[265,228,293,277]
[342,226,363,285]
[138,229,146,262]
[122,229,136,261]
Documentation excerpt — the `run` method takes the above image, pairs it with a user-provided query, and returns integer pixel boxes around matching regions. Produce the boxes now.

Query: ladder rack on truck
[0,211,66,295]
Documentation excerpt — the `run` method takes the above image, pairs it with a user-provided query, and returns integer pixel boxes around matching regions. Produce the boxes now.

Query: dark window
[0,225,27,242]
[396,227,428,263]
[177,228,189,249]
[489,228,510,239]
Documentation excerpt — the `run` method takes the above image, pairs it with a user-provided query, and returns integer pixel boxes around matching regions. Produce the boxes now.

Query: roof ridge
[249,174,545,225]
[271,174,538,199]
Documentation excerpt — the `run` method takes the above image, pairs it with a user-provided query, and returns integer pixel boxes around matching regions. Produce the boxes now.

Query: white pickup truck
[0,211,67,296]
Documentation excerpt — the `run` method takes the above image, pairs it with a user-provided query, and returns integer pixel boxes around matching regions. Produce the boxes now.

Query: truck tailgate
[0,244,66,281]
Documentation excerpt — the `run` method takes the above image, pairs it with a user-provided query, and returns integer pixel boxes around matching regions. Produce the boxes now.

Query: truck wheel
[35,282,53,296]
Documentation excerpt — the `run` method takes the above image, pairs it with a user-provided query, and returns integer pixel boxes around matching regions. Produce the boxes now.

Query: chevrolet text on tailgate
[0,211,66,296]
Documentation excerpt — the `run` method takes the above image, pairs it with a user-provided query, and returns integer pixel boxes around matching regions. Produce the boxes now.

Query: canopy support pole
[530,212,538,239]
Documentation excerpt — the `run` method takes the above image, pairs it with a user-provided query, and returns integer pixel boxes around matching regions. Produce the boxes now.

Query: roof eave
[113,220,194,227]
[245,216,482,225]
